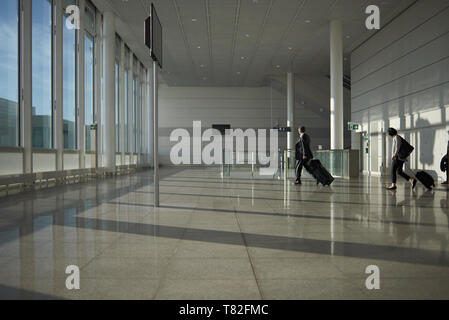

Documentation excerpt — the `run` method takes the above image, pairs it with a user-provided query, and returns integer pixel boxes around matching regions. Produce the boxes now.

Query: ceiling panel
[107,0,417,87]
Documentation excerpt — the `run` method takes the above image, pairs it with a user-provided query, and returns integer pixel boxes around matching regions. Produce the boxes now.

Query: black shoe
[412,179,418,189]
[386,186,397,190]
[295,180,302,185]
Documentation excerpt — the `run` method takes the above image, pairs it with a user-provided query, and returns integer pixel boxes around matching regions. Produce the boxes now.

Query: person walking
[295,126,313,185]
[386,128,417,190]
[442,140,449,185]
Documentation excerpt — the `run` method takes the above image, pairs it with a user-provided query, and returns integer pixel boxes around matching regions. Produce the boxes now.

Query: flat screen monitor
[212,125,231,136]
[145,4,163,69]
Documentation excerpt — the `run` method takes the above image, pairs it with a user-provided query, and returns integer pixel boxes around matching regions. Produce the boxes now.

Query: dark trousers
[296,158,310,181]
[392,158,411,183]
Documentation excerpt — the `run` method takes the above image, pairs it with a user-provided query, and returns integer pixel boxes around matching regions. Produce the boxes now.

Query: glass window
[115,61,120,152]
[139,79,143,154]
[84,4,95,35]
[85,34,94,151]
[124,69,128,153]
[133,75,137,153]
[32,0,53,149]
[63,2,77,150]
[0,0,19,147]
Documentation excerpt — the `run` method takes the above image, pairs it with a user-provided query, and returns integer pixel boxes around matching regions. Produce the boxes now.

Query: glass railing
[221,149,359,180]
[275,149,359,180]
[221,150,276,179]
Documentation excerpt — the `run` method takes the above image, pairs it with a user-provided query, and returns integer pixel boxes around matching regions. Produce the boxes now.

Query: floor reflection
[0,168,448,300]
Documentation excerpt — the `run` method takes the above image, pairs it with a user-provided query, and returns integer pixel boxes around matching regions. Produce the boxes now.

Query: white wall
[351,0,449,180]
[158,84,330,165]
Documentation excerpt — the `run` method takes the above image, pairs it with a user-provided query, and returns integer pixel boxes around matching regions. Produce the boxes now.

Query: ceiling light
[191,19,197,22]
[237,72,241,75]
[276,65,280,68]
[346,35,351,39]
[241,56,245,60]
[288,47,292,50]
[197,46,201,49]
[305,20,311,23]
[245,34,251,38]
[200,64,205,68]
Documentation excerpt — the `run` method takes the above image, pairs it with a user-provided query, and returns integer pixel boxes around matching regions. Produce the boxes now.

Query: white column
[21,0,32,174]
[55,0,64,171]
[142,68,148,165]
[120,41,126,166]
[153,61,159,207]
[147,67,153,167]
[287,72,295,151]
[94,10,102,169]
[78,0,86,169]
[103,12,116,172]
[136,62,141,162]
[330,20,344,150]
[128,53,134,163]
[147,68,153,167]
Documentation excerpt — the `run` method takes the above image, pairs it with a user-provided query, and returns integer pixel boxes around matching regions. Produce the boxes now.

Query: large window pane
[133,75,137,153]
[85,34,94,151]
[115,62,120,152]
[32,0,53,149]
[63,5,77,150]
[138,80,142,154]
[0,0,19,147]
[84,5,95,34]
[124,70,128,153]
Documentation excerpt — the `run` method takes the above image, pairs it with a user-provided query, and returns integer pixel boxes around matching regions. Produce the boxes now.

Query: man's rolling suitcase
[415,171,435,190]
[307,159,334,186]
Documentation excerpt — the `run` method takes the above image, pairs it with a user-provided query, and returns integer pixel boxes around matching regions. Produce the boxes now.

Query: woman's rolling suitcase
[415,171,435,190]
[307,159,334,186]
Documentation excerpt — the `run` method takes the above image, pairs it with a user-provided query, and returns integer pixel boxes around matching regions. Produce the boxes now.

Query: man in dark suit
[295,126,313,185]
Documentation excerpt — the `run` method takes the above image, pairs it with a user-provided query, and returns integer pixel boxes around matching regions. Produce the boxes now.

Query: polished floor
[0,168,449,300]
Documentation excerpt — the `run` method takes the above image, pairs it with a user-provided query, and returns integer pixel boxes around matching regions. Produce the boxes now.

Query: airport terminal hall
[1,0,449,302]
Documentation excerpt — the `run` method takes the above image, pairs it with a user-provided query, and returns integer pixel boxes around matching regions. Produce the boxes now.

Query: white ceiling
[102,0,417,87]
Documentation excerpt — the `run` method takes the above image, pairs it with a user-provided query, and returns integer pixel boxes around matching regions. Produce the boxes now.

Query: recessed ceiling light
[288,47,292,50]
[305,20,311,23]
[197,46,201,49]
[191,19,197,22]
[200,64,205,68]
[241,56,245,60]
[237,72,241,75]
[346,35,351,38]
[276,65,280,68]
[245,34,250,38]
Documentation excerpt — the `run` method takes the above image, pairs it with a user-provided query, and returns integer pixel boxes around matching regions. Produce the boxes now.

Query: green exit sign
[89,124,98,131]
[348,123,360,131]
